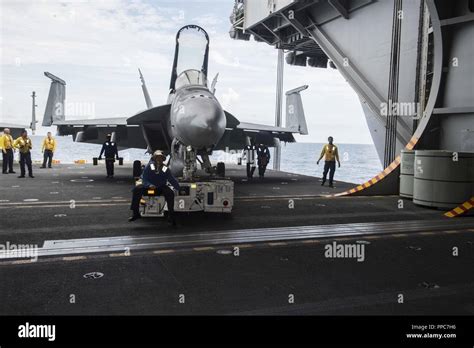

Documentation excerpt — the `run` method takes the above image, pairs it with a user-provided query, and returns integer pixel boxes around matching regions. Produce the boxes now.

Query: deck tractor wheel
[216,162,225,177]
[133,160,142,178]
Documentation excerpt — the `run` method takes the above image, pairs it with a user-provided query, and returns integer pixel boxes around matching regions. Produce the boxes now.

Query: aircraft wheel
[216,162,225,177]
[133,160,142,178]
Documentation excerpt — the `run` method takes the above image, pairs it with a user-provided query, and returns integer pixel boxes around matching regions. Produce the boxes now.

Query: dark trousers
[19,152,33,177]
[246,163,256,178]
[258,163,268,177]
[131,184,175,218]
[2,149,14,173]
[105,159,115,176]
[42,150,53,168]
[322,161,336,185]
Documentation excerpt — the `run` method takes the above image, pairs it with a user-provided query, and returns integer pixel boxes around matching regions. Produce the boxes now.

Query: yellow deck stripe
[153,249,175,254]
[302,240,321,244]
[11,259,34,265]
[63,256,88,261]
[109,253,130,257]
[193,247,215,251]
[391,233,407,238]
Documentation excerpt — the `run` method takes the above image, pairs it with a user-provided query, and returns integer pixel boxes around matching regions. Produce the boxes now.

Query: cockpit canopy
[170,25,210,91]
[175,69,208,90]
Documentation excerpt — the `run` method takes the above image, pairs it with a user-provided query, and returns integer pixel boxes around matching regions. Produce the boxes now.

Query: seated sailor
[129,150,180,224]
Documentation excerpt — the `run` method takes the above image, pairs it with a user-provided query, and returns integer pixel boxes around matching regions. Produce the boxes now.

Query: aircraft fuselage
[167,85,226,151]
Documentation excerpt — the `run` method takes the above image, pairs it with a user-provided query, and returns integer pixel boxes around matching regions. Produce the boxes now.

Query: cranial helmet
[153,150,166,159]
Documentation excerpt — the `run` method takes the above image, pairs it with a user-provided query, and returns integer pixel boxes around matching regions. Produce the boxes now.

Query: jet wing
[237,122,294,133]
[215,121,296,151]
[55,104,172,150]
[216,85,309,151]
[54,117,147,149]
[42,71,172,151]
[54,117,128,126]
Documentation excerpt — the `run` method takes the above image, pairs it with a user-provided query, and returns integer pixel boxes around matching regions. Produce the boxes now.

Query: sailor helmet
[153,150,166,159]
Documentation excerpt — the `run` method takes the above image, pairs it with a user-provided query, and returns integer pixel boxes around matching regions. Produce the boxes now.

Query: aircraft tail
[139,68,153,109]
[42,72,66,126]
[285,85,308,135]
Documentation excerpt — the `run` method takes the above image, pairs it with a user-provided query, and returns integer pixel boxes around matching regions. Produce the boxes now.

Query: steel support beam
[440,13,474,26]
[328,0,350,19]
[306,21,411,144]
[273,49,284,171]
[433,106,474,115]
[30,91,37,135]
[280,10,308,36]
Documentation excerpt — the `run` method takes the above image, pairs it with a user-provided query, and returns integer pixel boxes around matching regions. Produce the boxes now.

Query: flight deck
[1,163,473,315]
[0,162,463,246]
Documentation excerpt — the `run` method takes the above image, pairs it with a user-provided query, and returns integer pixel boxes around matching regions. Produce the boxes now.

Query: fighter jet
[42,25,308,179]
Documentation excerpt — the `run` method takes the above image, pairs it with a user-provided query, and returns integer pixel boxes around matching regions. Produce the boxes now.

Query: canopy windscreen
[176,25,209,79]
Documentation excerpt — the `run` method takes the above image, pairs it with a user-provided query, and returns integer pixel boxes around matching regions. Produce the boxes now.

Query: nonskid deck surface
[1,163,474,316]
[2,227,474,315]
[0,163,470,249]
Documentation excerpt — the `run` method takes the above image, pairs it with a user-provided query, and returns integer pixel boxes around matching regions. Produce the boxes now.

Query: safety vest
[42,137,56,152]
[13,137,33,154]
[0,134,14,150]
[320,144,339,162]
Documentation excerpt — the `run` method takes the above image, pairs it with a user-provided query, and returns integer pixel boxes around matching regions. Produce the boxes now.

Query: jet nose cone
[175,95,226,148]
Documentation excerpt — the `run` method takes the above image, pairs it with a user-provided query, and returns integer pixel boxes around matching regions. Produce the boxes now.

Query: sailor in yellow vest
[316,136,340,188]
[13,129,34,178]
[41,132,56,169]
[1,128,16,174]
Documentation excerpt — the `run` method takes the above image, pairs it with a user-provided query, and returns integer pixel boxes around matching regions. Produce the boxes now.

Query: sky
[0,0,373,144]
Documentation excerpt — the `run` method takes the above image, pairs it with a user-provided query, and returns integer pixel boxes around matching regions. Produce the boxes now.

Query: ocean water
[22,136,382,184]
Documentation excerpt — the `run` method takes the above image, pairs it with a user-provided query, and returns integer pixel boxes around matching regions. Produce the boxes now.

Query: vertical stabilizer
[42,72,66,126]
[139,68,153,109]
[285,85,309,135]
[211,73,219,94]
